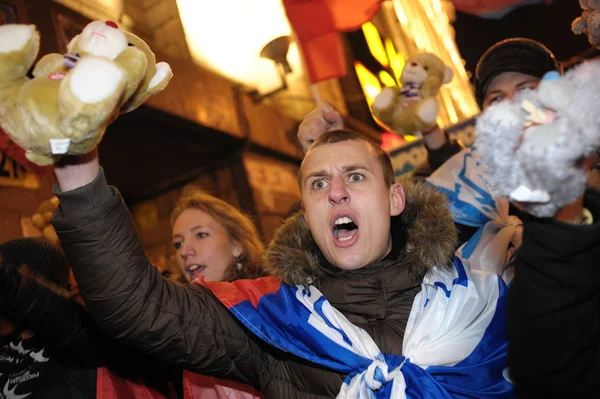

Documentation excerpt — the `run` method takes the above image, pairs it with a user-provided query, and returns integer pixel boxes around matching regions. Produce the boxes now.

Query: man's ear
[390,183,406,216]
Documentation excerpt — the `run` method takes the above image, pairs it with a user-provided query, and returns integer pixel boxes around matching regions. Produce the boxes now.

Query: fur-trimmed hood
[262,177,457,285]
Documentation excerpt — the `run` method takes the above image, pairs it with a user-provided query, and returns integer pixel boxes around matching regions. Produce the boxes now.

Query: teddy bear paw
[418,97,439,124]
[25,150,55,166]
[70,56,124,104]
[372,88,395,111]
[148,62,172,90]
[0,24,35,53]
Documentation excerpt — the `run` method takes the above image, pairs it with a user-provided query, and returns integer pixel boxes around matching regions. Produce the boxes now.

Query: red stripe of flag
[198,276,282,309]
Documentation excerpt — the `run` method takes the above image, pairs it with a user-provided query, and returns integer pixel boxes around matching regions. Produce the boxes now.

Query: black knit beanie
[0,238,70,288]
[475,38,562,107]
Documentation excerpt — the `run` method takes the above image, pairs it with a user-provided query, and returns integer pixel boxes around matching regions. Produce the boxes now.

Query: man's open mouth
[333,216,358,242]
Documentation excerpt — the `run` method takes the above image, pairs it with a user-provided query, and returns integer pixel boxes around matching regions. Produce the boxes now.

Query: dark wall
[454,0,593,76]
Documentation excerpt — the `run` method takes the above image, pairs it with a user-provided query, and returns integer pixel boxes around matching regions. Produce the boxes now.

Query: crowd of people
[1,35,599,399]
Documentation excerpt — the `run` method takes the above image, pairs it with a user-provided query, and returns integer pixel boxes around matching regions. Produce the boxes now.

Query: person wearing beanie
[0,237,182,399]
[423,37,562,172]
[474,38,562,108]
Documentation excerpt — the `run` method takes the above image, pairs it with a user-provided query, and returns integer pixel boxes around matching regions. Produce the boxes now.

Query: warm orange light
[354,62,382,105]
[385,38,405,84]
[362,22,389,68]
[176,0,304,94]
[379,70,397,87]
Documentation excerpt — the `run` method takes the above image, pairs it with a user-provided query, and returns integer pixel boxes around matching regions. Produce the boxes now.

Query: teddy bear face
[70,20,128,60]
[400,53,452,86]
[401,59,429,84]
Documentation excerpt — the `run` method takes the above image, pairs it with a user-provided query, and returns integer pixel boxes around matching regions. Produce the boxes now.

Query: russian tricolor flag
[197,258,516,399]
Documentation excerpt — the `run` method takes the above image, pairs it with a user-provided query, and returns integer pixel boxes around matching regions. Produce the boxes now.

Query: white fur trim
[0,24,34,53]
[70,56,123,104]
[148,62,172,89]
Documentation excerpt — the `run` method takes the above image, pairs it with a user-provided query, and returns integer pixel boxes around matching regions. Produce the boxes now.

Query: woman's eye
[173,242,182,250]
[197,232,208,239]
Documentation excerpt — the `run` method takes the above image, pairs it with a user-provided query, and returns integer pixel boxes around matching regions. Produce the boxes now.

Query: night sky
[453,0,595,76]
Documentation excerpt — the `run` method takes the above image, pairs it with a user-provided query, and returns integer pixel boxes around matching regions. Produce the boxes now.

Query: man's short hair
[299,129,395,189]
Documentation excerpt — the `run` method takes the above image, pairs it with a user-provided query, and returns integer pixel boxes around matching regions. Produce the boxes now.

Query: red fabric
[283,0,382,83]
[452,0,550,15]
[197,276,281,308]
[0,127,54,176]
[183,372,262,399]
[96,367,179,399]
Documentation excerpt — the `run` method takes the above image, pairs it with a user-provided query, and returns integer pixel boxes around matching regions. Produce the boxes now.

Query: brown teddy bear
[572,0,600,48]
[372,53,453,136]
[0,20,172,166]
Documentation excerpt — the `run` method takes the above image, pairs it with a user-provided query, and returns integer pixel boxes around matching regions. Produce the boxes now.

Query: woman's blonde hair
[170,190,265,281]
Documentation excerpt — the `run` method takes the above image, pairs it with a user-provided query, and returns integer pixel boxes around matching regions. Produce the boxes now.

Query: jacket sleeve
[426,133,463,172]
[51,169,274,390]
[507,190,600,398]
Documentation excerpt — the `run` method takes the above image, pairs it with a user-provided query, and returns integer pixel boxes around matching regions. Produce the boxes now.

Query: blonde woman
[170,189,264,398]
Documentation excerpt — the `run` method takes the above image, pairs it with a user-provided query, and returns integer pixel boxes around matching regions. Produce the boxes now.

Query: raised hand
[297,103,344,153]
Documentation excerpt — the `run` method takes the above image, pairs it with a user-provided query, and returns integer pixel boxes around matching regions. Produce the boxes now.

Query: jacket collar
[263,177,457,285]
[261,177,457,319]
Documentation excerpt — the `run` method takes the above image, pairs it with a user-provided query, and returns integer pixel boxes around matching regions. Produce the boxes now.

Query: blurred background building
[0,0,593,265]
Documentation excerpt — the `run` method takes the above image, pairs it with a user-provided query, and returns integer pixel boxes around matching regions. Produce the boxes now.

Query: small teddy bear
[475,60,600,218]
[371,53,453,136]
[572,0,600,48]
[0,20,172,166]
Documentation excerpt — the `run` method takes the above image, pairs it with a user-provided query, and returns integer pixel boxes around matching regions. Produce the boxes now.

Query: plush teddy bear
[475,60,600,218]
[0,20,173,166]
[371,53,453,136]
[572,0,600,48]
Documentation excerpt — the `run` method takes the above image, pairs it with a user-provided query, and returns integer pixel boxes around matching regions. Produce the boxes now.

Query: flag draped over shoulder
[426,147,520,283]
[198,254,515,398]
[282,0,382,83]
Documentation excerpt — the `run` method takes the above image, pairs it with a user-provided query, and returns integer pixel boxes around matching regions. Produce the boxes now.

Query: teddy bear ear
[443,65,453,84]
[67,35,79,53]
